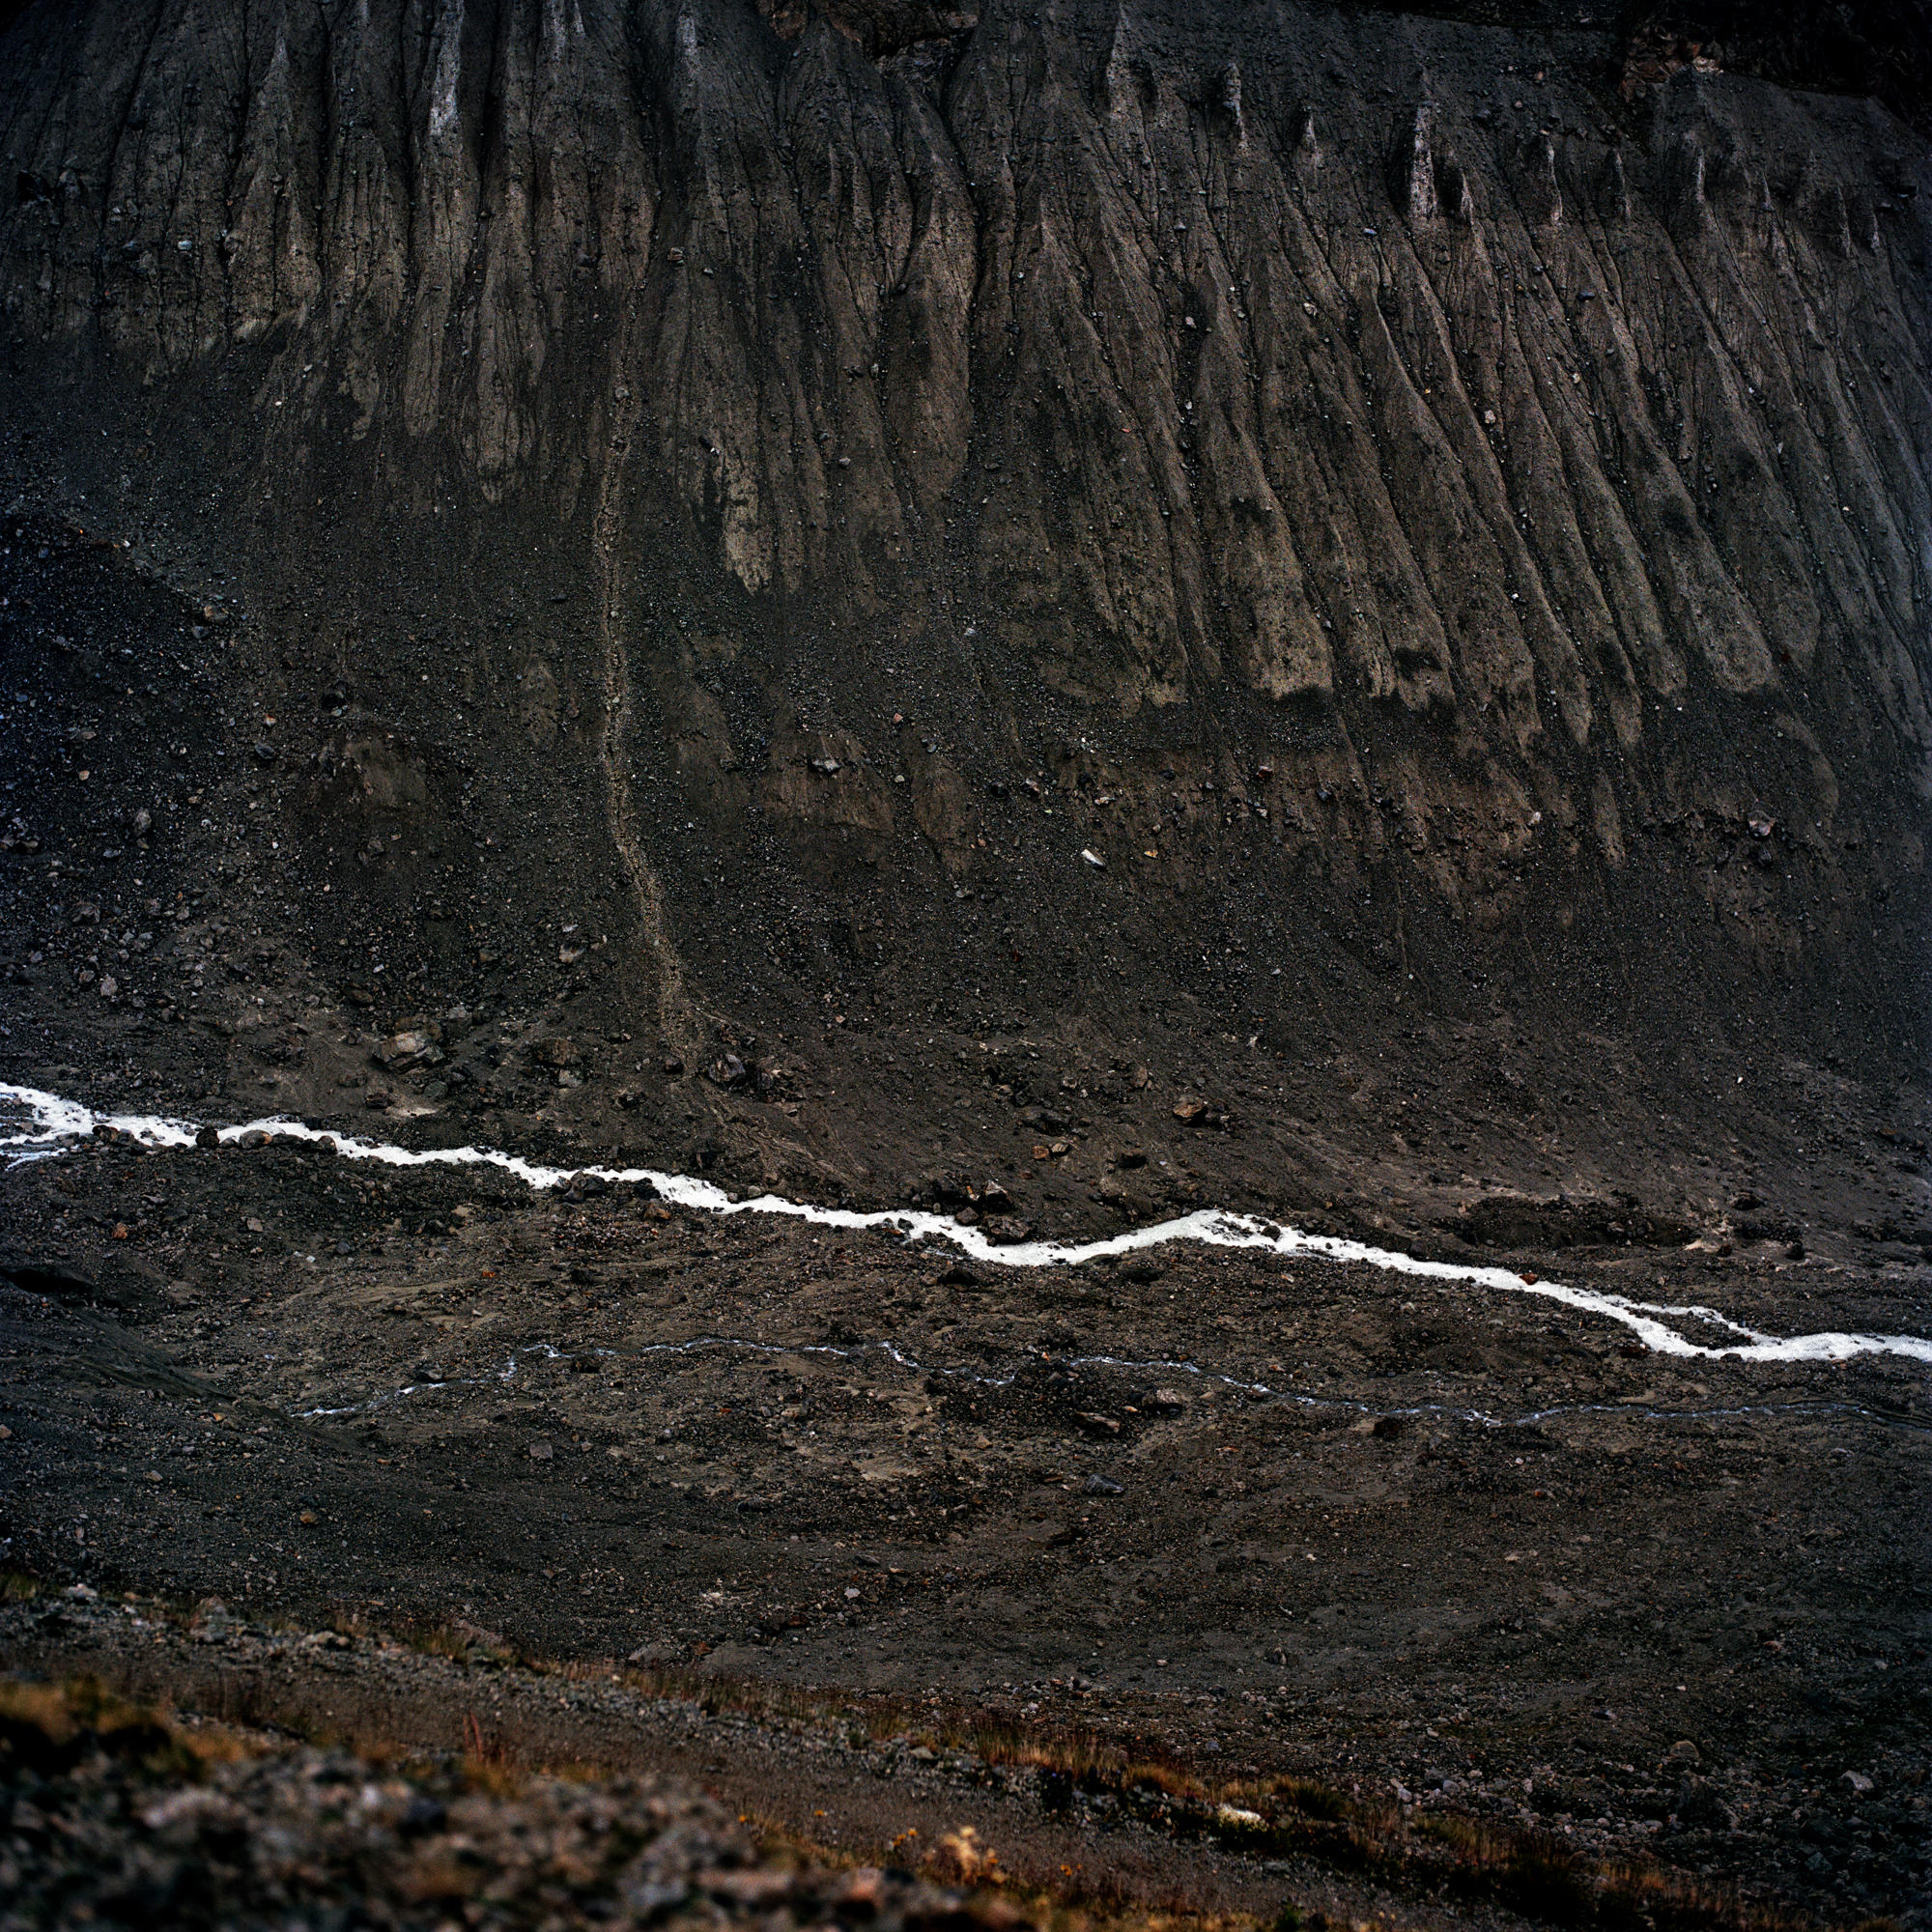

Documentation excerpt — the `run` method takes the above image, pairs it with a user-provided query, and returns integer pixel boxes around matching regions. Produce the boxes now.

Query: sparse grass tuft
[0,1674,252,1777]
[460,1711,525,1793]
[399,1615,518,1667]
[1412,1813,1815,1932]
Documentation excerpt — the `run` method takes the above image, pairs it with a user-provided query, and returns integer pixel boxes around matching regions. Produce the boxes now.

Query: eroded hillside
[0,0,1927,1198]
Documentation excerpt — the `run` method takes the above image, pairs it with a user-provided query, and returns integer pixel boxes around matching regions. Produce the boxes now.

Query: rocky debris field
[0,501,1927,1257]
[0,1670,1027,1932]
[4,482,1930,1293]
[1,1122,1928,1925]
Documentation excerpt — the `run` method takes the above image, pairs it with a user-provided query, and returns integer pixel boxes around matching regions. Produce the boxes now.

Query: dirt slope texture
[0,0,1928,1186]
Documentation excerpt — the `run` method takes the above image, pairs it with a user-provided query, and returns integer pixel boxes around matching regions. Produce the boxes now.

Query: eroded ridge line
[4,1084,1929,1368]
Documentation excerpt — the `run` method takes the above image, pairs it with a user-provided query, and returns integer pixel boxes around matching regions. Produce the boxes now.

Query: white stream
[4,1083,1929,1369]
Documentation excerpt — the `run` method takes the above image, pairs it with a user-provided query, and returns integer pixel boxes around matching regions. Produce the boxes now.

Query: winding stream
[5,1083,1929,1369]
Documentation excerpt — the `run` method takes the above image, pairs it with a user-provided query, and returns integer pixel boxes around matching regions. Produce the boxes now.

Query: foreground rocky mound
[0,1674,1011,1932]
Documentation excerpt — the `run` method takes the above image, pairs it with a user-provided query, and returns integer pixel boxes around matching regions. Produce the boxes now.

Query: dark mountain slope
[0,0,1927,1213]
